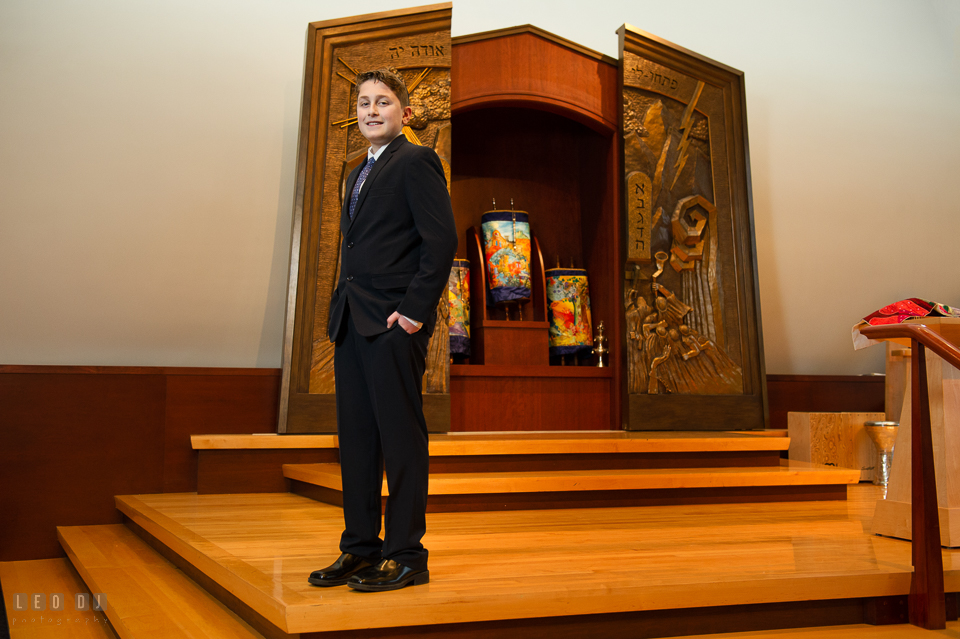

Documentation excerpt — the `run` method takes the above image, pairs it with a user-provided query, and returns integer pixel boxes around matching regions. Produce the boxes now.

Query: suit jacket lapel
[344,135,406,233]
[342,164,361,227]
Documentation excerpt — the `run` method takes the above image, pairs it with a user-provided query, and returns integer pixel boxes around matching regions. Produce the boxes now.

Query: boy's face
[356,80,412,153]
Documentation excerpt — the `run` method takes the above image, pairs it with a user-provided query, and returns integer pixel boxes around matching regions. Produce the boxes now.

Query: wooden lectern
[860,318,960,629]
[871,318,960,546]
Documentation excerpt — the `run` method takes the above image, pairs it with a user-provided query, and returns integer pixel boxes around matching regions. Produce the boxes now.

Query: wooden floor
[685,624,960,638]
[103,485,960,636]
[1,559,116,638]
[5,560,959,638]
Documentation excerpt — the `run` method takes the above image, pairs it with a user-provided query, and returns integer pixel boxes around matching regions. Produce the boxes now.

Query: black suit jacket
[328,134,458,341]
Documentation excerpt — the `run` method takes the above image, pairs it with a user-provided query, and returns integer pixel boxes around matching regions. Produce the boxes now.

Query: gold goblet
[864,421,899,497]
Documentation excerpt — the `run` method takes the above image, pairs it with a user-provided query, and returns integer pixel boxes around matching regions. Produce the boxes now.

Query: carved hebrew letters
[389,44,446,58]
[627,171,653,263]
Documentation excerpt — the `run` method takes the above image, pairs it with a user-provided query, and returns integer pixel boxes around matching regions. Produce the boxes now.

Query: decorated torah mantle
[546,267,593,357]
[447,259,471,356]
[481,210,531,306]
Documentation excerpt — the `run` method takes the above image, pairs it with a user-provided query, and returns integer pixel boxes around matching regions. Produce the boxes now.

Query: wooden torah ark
[278,6,765,433]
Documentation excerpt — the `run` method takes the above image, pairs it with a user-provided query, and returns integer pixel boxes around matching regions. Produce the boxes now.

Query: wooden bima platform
[19,485,960,638]
[4,430,956,639]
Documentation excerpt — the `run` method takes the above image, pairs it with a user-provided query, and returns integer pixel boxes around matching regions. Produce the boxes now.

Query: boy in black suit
[308,69,458,591]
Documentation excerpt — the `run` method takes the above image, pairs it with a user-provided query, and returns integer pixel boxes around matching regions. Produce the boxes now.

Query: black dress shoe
[347,559,429,592]
[308,552,375,587]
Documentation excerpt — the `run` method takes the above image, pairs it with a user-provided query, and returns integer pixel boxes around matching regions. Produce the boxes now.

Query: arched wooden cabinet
[447,27,623,431]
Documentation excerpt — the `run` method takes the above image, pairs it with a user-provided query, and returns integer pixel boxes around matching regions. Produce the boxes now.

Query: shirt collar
[367,131,405,163]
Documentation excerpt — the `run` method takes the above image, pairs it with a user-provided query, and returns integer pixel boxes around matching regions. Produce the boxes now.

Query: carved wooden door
[279,4,452,432]
[619,25,768,429]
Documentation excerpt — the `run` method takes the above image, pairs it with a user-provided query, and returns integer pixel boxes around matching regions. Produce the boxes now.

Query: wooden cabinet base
[286,392,451,433]
[788,411,885,482]
[873,499,960,547]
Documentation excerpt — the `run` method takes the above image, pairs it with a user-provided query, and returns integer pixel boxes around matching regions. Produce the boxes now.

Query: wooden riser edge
[290,480,849,513]
[120,517,294,639]
[289,595,959,639]
[429,451,783,472]
[198,448,783,494]
[192,432,789,455]
[198,448,339,494]
[282,460,861,497]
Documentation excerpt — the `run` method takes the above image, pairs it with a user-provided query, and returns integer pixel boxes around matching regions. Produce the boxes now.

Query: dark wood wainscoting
[766,374,884,431]
[0,366,280,561]
[0,367,882,560]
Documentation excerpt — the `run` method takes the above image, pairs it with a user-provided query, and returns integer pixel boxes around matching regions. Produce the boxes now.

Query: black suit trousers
[334,305,431,571]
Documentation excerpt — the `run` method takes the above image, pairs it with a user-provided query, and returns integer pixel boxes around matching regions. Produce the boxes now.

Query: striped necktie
[348,158,376,220]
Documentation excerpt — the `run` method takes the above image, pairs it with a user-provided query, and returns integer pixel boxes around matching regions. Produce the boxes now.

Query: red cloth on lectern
[864,298,935,325]
[853,298,960,350]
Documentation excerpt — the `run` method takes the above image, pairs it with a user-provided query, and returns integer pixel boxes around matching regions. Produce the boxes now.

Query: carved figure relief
[622,54,743,396]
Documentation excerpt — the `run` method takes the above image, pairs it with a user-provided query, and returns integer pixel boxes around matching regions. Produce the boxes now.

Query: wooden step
[192,434,338,450]
[56,525,265,639]
[0,557,117,638]
[427,431,789,455]
[193,431,790,494]
[284,459,859,512]
[192,431,789,454]
[110,488,960,637]
[427,432,788,472]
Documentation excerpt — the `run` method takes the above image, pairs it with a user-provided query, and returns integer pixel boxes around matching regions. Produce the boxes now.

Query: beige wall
[1,0,958,373]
